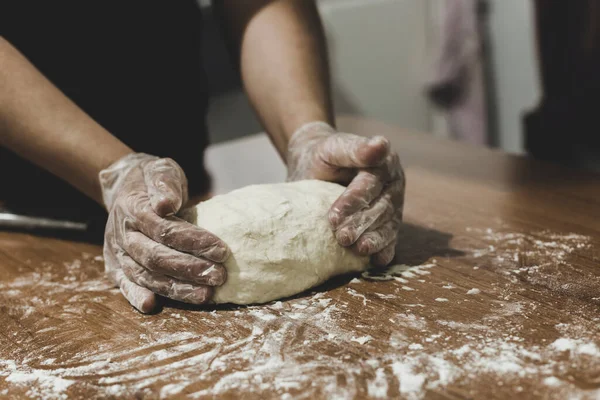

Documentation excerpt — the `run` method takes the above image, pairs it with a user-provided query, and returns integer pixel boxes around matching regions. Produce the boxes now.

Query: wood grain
[1,116,599,399]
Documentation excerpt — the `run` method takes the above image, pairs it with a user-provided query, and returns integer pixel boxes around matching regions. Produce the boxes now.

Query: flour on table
[362,263,436,281]
[182,180,369,305]
[2,224,597,399]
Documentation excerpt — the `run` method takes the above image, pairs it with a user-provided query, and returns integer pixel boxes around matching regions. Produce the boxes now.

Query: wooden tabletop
[1,116,599,399]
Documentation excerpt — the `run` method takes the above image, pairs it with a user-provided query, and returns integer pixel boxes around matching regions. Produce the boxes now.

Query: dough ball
[182,180,369,304]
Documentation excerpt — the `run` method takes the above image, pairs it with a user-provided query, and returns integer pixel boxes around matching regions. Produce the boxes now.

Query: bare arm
[215,2,405,268]
[215,0,334,160]
[0,37,229,313]
[0,37,132,205]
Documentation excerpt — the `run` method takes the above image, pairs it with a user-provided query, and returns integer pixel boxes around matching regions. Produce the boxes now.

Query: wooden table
[1,117,599,399]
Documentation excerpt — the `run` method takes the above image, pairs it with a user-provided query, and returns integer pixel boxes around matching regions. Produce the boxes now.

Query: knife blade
[0,212,88,231]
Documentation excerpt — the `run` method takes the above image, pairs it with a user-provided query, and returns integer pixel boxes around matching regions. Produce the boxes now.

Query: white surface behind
[205,134,286,194]
[320,0,434,133]
[488,0,540,153]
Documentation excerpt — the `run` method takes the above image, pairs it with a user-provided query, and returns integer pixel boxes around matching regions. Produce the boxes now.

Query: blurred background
[202,0,541,192]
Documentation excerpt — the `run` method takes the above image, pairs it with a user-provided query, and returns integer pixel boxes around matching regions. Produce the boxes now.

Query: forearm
[217,0,334,160]
[0,37,132,206]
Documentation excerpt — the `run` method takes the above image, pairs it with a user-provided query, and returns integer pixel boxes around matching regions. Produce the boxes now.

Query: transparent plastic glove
[99,153,229,313]
[287,122,405,266]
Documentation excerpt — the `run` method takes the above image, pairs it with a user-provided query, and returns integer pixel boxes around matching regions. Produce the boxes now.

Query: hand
[287,122,405,266]
[99,153,229,313]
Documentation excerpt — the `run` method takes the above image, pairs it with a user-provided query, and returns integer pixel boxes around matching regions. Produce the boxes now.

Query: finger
[387,152,407,200]
[114,269,158,313]
[334,190,396,246]
[329,150,404,230]
[372,242,396,267]
[319,135,390,169]
[120,253,213,304]
[144,158,188,217]
[354,221,399,256]
[329,170,384,228]
[103,237,123,282]
[125,231,227,286]
[133,202,230,262]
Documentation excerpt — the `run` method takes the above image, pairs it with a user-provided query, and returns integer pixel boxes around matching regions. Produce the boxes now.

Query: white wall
[319,0,435,133]
[488,0,540,153]
[320,0,543,151]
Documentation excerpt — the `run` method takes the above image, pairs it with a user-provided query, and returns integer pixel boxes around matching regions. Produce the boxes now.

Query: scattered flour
[391,362,426,397]
[550,338,600,356]
[347,288,368,306]
[362,263,436,282]
[1,360,74,400]
[543,377,562,387]
[467,288,481,295]
[366,367,389,398]
[1,229,597,399]
[469,229,592,274]
[350,336,372,345]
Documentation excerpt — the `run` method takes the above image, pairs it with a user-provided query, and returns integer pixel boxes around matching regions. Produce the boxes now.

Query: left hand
[287,122,405,266]
[99,153,229,313]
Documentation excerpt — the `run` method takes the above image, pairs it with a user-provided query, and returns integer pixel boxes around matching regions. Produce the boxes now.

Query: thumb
[143,158,189,217]
[116,270,159,314]
[105,248,158,314]
[320,134,390,169]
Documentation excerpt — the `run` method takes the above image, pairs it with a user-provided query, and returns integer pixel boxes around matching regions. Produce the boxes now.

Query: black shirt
[525,0,600,168]
[0,1,211,220]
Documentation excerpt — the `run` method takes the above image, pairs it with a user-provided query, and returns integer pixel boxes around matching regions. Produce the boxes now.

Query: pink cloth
[427,0,487,145]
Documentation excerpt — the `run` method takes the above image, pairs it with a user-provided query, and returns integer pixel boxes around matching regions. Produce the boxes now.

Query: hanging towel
[427,0,487,145]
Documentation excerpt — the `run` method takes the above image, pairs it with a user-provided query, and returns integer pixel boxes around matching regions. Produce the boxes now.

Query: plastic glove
[99,153,229,313]
[287,122,405,266]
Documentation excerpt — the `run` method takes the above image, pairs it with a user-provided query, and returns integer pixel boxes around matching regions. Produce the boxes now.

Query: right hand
[286,122,405,267]
[99,153,229,313]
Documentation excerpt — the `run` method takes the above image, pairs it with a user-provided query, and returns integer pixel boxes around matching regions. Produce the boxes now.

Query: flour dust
[0,228,598,399]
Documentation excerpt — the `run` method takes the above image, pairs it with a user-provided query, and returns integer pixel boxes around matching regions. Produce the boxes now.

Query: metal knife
[0,211,88,231]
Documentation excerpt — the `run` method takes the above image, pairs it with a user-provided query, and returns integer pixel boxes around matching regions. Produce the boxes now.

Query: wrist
[288,121,336,150]
[98,153,156,211]
[286,121,337,180]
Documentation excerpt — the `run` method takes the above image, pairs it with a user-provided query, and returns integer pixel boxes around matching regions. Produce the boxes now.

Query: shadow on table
[165,222,465,313]
[393,222,465,265]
